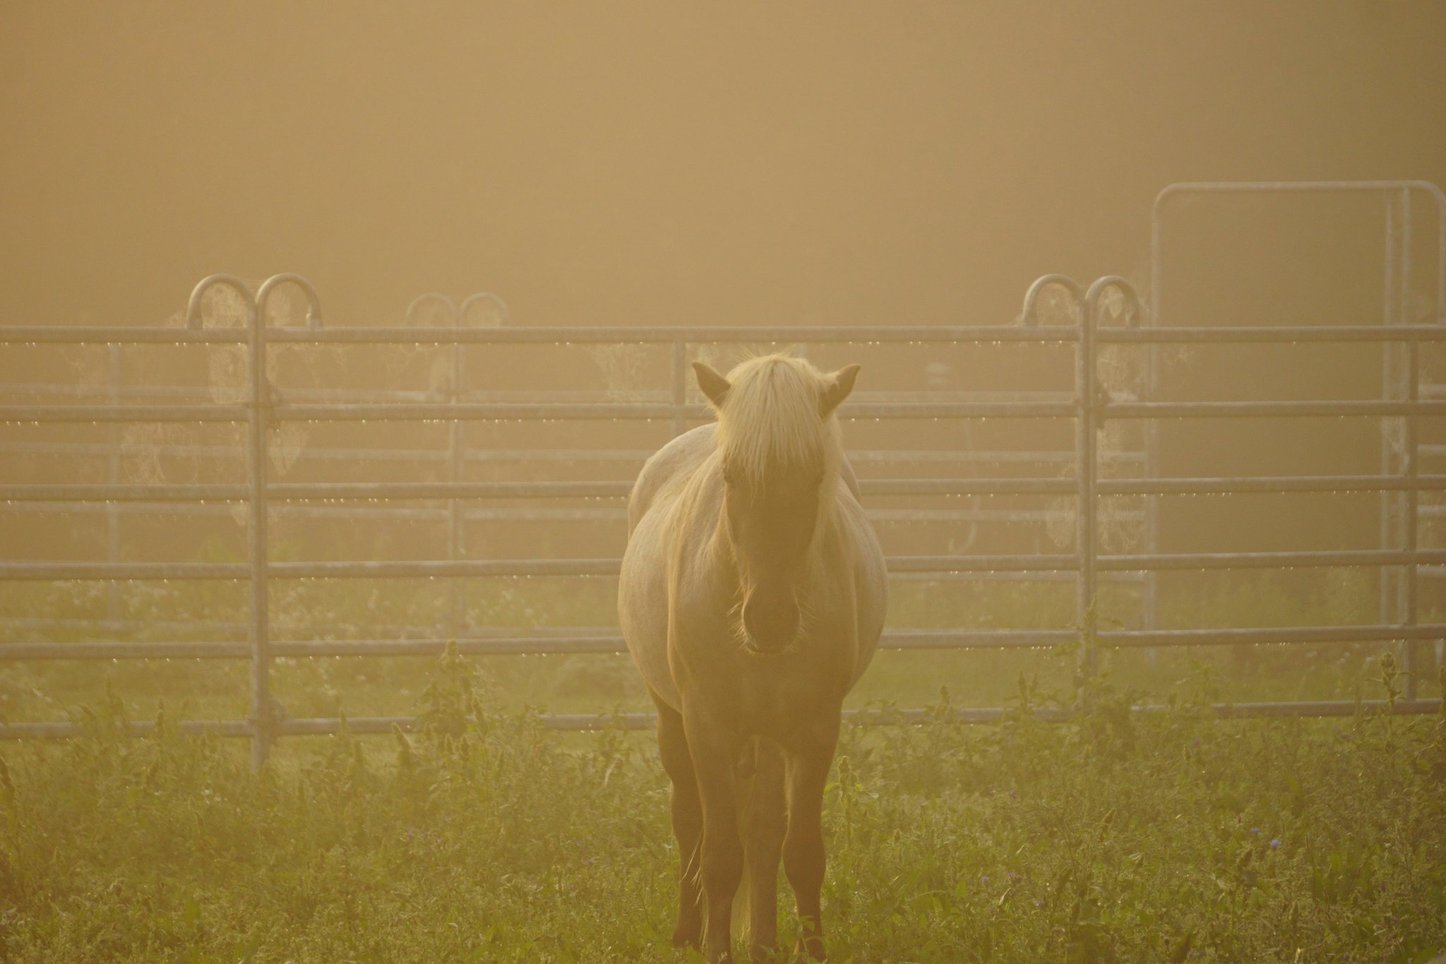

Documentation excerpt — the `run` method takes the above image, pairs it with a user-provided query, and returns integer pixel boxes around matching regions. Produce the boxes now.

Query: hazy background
[3,0,1444,327]
[3,1,1446,738]
[3,0,1446,590]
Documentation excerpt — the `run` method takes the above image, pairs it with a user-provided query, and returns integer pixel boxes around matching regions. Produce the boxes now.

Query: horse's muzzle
[741,594,799,656]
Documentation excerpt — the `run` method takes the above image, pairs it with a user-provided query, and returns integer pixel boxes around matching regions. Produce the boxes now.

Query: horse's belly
[618,502,680,709]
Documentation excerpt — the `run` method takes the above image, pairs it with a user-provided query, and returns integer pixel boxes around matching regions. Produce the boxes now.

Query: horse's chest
[736,673,794,722]
[730,654,846,734]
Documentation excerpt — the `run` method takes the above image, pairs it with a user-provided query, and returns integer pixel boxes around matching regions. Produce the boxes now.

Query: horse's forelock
[715,354,836,486]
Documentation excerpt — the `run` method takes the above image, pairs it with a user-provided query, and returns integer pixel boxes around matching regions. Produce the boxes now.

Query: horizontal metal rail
[0,628,1079,661]
[9,320,1443,349]
[263,324,1083,346]
[3,698,1439,742]
[1098,624,1446,648]
[18,440,1140,464]
[0,323,1080,346]
[0,399,1076,425]
[8,396,1443,425]
[1097,475,1446,495]
[11,623,1446,663]
[6,545,1443,582]
[1,483,253,502]
[0,554,1070,581]
[269,399,1076,422]
[5,316,1440,351]
[1,561,252,580]
[7,474,1443,504]
[0,327,251,345]
[1096,325,1446,344]
[1097,549,1446,571]
[0,501,1134,526]
[0,478,1086,501]
[0,404,250,423]
[1104,399,1446,419]
[0,438,1132,467]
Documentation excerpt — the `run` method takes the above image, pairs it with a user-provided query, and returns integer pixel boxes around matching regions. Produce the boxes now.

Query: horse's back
[627,424,717,533]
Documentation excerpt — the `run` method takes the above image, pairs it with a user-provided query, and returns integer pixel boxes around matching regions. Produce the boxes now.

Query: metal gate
[3,185,1445,766]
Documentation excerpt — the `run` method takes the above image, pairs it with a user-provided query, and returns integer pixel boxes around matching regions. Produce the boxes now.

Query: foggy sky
[3,1,1444,327]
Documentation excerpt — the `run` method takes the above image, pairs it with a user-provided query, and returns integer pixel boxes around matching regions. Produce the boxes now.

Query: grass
[1,648,1444,962]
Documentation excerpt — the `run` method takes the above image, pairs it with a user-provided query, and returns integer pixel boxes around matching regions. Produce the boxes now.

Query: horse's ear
[819,364,860,417]
[692,361,731,409]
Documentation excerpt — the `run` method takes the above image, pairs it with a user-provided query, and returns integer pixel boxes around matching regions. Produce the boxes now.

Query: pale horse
[618,353,887,962]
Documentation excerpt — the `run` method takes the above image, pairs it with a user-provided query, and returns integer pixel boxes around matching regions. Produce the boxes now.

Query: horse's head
[694,354,860,656]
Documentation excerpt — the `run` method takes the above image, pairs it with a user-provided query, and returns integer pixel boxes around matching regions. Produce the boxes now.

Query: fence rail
[3,257,1445,764]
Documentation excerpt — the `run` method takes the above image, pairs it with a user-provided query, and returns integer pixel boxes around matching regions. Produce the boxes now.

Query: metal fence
[4,192,1446,765]
[1147,180,1446,635]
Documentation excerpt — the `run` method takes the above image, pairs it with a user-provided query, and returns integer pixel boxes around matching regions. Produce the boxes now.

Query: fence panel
[2,263,1444,764]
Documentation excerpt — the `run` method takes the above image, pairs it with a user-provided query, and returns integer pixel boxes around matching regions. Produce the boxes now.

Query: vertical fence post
[1399,189,1420,701]
[248,290,273,769]
[1381,190,1419,698]
[449,294,507,637]
[1405,321,1420,702]
[106,343,123,629]
[1021,275,1094,701]
[187,275,269,767]
[448,305,465,639]
[1076,285,1101,702]
[1079,278,1143,705]
[249,275,323,766]
[1143,226,1164,639]
[405,293,467,639]
[1381,195,1403,635]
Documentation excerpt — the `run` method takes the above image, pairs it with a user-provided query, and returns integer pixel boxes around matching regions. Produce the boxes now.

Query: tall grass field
[2,643,1444,962]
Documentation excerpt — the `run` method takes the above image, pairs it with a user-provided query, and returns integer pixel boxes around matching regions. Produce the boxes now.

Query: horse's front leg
[744,741,787,962]
[784,717,842,962]
[684,707,745,964]
[653,692,702,949]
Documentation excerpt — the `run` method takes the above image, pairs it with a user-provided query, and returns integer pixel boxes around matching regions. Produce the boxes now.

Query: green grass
[1,650,1444,962]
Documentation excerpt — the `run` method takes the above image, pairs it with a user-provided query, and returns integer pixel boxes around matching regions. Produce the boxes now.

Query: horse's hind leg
[653,691,702,949]
[742,740,787,962]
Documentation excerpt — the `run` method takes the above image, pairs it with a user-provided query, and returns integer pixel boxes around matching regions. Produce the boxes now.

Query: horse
[618,353,887,962]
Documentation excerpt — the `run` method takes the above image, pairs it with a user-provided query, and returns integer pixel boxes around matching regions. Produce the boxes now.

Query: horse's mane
[714,353,841,487]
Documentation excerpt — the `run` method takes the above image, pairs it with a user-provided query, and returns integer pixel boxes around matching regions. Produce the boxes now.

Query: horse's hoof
[792,936,826,962]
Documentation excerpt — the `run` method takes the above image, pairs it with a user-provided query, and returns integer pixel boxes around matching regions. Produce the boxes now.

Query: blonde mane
[713,354,841,487]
